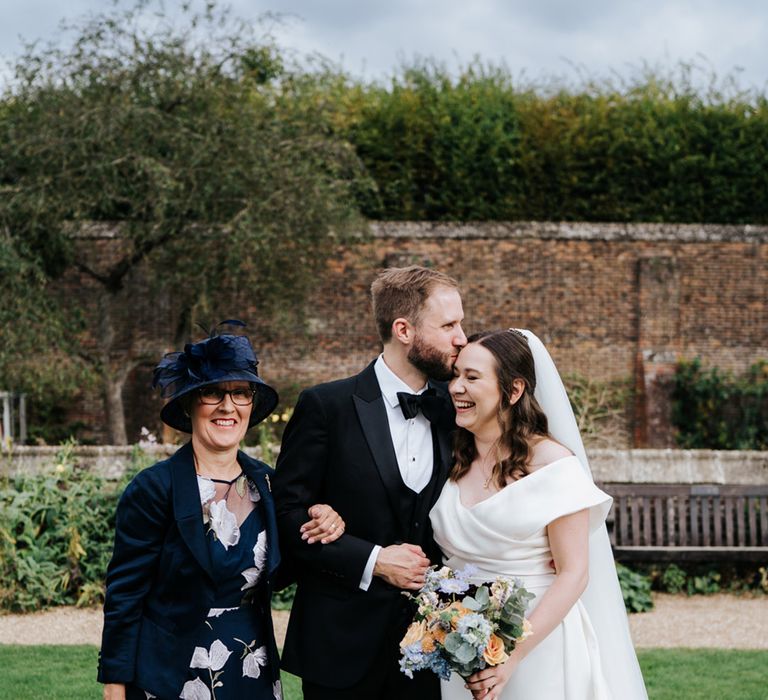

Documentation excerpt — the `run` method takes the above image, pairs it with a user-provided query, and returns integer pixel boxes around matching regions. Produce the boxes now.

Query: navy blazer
[97,441,281,698]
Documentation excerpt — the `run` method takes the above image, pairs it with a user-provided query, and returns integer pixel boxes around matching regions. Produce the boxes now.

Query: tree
[0,232,90,409]
[0,2,370,443]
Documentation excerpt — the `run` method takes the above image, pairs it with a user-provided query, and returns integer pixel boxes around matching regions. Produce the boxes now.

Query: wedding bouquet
[399,564,534,681]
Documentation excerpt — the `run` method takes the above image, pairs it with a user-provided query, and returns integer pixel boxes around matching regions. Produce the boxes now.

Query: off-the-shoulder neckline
[452,455,582,510]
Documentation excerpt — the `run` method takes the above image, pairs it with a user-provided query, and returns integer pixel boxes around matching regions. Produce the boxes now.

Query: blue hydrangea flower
[438,577,470,594]
[426,651,452,681]
[423,565,452,593]
[399,641,428,679]
[456,564,479,581]
[456,613,493,650]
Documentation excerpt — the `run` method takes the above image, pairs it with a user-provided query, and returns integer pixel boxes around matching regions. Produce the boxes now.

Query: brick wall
[57,222,768,446]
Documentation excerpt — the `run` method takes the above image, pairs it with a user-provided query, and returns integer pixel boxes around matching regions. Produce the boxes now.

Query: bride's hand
[465,656,518,699]
[300,504,345,544]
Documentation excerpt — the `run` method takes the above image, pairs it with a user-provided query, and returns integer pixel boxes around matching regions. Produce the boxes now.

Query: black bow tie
[397,388,445,423]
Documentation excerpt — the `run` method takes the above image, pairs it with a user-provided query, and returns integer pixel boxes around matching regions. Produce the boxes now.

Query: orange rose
[400,620,427,649]
[432,626,448,644]
[482,634,509,666]
[421,633,436,653]
[445,601,472,629]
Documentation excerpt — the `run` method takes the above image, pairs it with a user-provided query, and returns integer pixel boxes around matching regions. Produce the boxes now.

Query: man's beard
[407,334,454,381]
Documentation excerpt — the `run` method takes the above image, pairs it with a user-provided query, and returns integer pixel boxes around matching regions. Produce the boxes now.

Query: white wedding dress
[429,329,648,700]
[431,457,613,700]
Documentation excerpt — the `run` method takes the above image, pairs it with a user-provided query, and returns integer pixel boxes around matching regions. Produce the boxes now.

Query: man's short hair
[370,266,460,343]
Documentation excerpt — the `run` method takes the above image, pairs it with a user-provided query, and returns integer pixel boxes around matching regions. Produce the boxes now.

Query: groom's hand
[373,543,430,590]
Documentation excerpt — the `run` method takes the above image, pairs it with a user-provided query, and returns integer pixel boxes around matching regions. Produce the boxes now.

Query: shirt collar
[374,354,429,409]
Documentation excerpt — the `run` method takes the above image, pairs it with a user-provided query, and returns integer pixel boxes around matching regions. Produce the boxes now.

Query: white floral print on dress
[197,476,216,506]
[207,499,240,549]
[240,530,268,590]
[273,679,283,700]
[189,639,232,672]
[242,645,268,679]
[179,677,211,700]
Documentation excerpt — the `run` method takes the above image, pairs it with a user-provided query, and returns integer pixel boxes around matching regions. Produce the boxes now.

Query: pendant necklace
[479,445,508,489]
[479,452,496,490]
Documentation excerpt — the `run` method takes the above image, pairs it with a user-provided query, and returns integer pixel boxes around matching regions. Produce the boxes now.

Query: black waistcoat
[394,426,444,564]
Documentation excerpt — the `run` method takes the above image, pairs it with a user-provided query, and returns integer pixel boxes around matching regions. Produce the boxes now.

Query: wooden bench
[598,483,768,563]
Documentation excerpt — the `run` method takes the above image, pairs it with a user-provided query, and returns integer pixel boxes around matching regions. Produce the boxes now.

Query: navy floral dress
[128,474,281,700]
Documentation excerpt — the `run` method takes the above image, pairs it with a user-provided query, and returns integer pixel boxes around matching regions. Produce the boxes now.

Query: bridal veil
[519,330,648,700]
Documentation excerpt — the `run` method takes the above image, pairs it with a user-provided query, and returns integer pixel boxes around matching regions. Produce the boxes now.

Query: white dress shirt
[360,355,435,590]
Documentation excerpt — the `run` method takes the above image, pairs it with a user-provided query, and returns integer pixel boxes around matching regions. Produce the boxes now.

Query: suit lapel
[239,454,281,580]
[428,379,455,486]
[170,442,215,579]
[353,362,410,535]
[434,425,453,484]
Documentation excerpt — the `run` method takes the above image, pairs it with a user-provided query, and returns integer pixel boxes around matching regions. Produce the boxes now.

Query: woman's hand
[300,504,345,544]
[465,656,519,699]
[103,683,126,700]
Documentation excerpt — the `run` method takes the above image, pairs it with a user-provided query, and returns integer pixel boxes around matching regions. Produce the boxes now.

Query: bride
[429,329,647,699]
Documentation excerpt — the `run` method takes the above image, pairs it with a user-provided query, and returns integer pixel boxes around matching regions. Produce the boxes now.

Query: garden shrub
[0,442,144,611]
[650,562,766,595]
[660,563,687,594]
[616,563,654,613]
[271,583,296,611]
[671,358,768,449]
[564,374,632,449]
[687,570,722,596]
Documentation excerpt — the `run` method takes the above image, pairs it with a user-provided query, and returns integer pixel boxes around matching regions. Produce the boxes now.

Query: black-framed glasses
[197,387,256,406]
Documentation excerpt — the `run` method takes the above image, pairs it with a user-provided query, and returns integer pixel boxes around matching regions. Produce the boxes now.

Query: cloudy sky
[2,0,767,90]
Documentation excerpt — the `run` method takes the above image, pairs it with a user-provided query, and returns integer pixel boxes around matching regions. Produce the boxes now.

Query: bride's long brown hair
[450,329,550,488]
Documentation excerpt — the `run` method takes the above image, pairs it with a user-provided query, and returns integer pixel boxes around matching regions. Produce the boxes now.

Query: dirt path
[628,593,768,649]
[1,594,767,649]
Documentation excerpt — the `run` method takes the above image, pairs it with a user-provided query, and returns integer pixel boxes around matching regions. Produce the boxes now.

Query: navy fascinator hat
[152,320,279,433]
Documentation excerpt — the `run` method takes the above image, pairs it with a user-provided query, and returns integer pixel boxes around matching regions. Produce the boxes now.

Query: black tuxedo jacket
[97,441,281,698]
[273,361,453,689]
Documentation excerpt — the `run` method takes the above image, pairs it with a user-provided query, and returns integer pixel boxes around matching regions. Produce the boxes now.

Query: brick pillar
[633,256,680,447]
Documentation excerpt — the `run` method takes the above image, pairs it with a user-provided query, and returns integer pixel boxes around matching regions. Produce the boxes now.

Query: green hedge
[327,62,768,223]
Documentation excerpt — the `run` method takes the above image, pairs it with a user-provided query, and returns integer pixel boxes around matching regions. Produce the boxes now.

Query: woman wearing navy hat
[98,323,343,700]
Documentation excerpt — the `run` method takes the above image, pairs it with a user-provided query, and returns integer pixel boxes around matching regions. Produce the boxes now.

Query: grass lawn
[0,646,767,699]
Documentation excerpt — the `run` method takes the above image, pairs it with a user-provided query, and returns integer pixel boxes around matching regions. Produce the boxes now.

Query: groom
[273,266,466,700]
